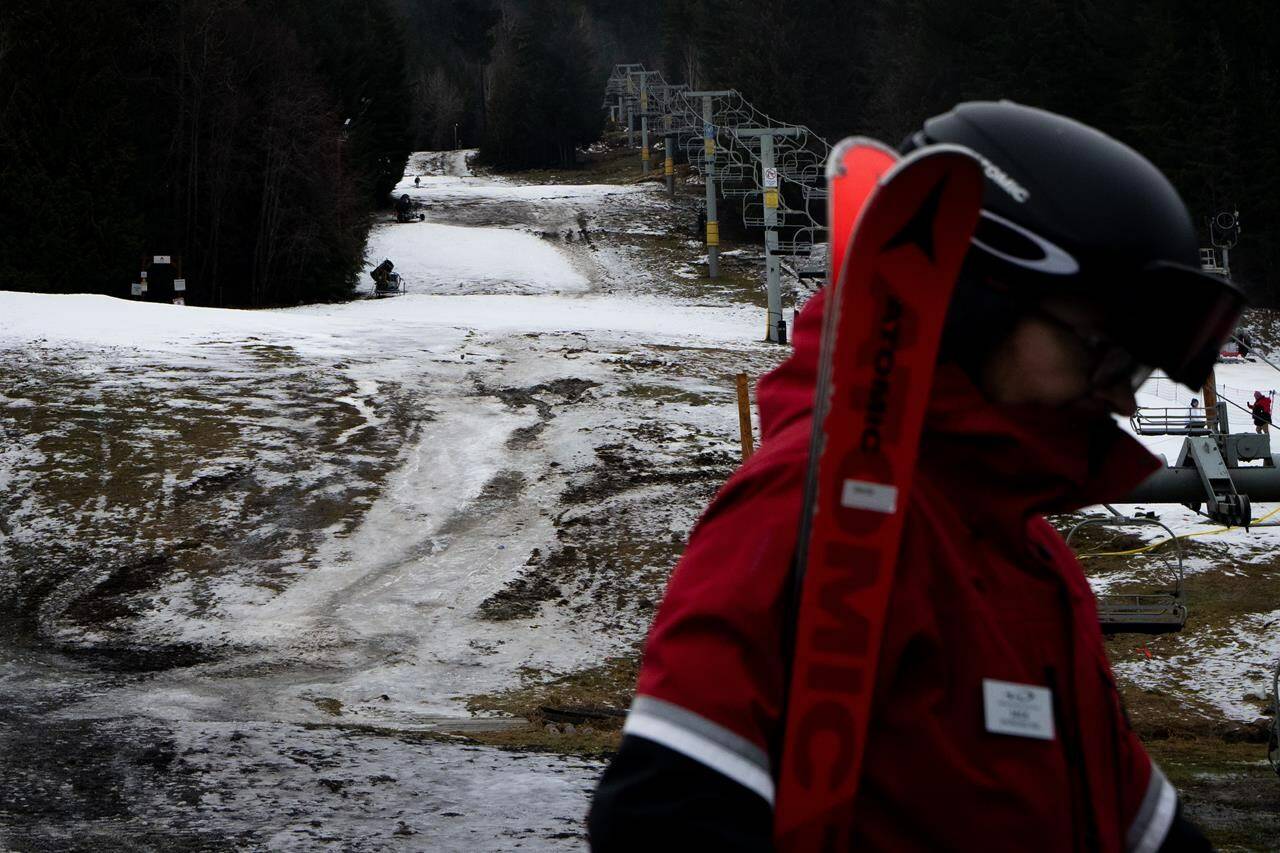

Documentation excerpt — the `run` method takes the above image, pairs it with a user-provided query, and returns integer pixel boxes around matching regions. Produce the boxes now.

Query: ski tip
[826,136,900,181]
[878,143,982,188]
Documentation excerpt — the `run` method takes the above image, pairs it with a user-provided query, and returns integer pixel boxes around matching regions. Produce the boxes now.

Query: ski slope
[4,146,1279,849]
[0,150,782,850]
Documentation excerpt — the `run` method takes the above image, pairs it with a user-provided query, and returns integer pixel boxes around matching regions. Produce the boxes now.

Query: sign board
[173,279,187,292]
[764,168,780,189]
[131,282,143,297]
[153,255,172,265]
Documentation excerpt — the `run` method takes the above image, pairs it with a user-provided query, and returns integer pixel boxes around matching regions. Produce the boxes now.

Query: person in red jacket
[1249,391,1272,435]
[588,103,1245,852]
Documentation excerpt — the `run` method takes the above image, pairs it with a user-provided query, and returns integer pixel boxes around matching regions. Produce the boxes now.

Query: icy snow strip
[0,291,763,352]
[363,222,589,295]
[334,378,384,446]
[396,172,656,204]
[172,722,599,850]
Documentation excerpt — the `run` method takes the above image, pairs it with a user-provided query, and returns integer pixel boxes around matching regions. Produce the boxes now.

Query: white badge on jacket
[982,679,1055,740]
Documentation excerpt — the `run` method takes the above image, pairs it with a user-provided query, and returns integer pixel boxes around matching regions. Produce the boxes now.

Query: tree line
[398,0,629,171]
[3,2,1274,304]
[1,0,410,307]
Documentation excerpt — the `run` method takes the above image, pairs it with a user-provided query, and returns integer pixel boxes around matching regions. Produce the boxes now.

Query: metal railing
[1130,406,1219,436]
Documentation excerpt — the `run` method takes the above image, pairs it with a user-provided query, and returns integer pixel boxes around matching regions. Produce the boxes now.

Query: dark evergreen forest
[2,1,1276,305]
[1,0,411,306]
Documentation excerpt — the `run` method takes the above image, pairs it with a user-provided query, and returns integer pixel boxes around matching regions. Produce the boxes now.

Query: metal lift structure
[1087,240,1280,633]
[607,70,1280,638]
[604,63,830,344]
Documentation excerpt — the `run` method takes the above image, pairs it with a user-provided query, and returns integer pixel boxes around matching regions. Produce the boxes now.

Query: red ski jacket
[590,288,1200,852]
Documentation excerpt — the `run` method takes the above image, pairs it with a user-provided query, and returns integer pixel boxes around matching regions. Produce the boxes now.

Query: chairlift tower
[736,126,806,343]
[663,112,676,198]
[686,90,734,279]
[639,75,650,175]
[605,66,830,338]
[1210,209,1241,276]
[625,75,636,148]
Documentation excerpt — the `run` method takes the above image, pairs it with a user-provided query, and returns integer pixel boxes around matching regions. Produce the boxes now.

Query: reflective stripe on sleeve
[1127,763,1177,853]
[624,694,775,805]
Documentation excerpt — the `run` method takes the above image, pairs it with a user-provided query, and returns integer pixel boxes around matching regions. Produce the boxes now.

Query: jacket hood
[756,286,1159,524]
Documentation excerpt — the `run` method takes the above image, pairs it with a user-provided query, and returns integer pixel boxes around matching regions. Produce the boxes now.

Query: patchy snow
[1101,363,1280,563]
[1,149,780,847]
[20,140,1279,845]
[0,291,760,356]
[1078,360,1280,729]
[398,173,655,205]
[1114,609,1280,722]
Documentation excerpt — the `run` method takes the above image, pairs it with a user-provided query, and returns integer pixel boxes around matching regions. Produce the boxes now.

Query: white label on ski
[982,679,1055,741]
[840,479,897,514]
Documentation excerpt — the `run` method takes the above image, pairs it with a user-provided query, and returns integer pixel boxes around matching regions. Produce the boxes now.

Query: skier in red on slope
[587,102,1244,852]
[1249,390,1271,435]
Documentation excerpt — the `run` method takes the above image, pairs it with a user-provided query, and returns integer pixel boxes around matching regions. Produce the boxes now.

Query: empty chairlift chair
[1066,516,1188,634]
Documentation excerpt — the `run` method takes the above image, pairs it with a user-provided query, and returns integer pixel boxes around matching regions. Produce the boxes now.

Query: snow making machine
[368,258,405,298]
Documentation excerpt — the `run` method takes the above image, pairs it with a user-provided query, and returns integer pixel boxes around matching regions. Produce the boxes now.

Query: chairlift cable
[1233,334,1280,380]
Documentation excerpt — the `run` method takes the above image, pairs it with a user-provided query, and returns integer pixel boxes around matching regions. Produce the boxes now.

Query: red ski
[825,138,899,292]
[775,144,983,850]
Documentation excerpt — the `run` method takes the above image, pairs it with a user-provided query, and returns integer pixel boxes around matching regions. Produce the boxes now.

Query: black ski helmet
[903,100,1245,388]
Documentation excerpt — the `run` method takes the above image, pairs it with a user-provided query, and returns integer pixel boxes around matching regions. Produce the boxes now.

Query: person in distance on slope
[588,102,1244,852]
[1189,397,1204,430]
[1249,390,1271,435]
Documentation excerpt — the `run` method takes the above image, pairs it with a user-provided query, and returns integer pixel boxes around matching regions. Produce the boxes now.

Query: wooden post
[1202,369,1223,433]
[736,373,755,461]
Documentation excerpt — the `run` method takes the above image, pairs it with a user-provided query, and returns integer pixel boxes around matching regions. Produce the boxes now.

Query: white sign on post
[173,279,187,292]
[764,168,780,189]
[140,270,148,280]
[131,282,143,297]
[153,255,172,265]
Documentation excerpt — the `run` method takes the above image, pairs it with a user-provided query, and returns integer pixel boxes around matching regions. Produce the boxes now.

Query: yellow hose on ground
[1078,504,1280,557]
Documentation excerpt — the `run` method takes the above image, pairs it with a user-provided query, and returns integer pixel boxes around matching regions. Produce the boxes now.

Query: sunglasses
[1030,306,1154,392]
